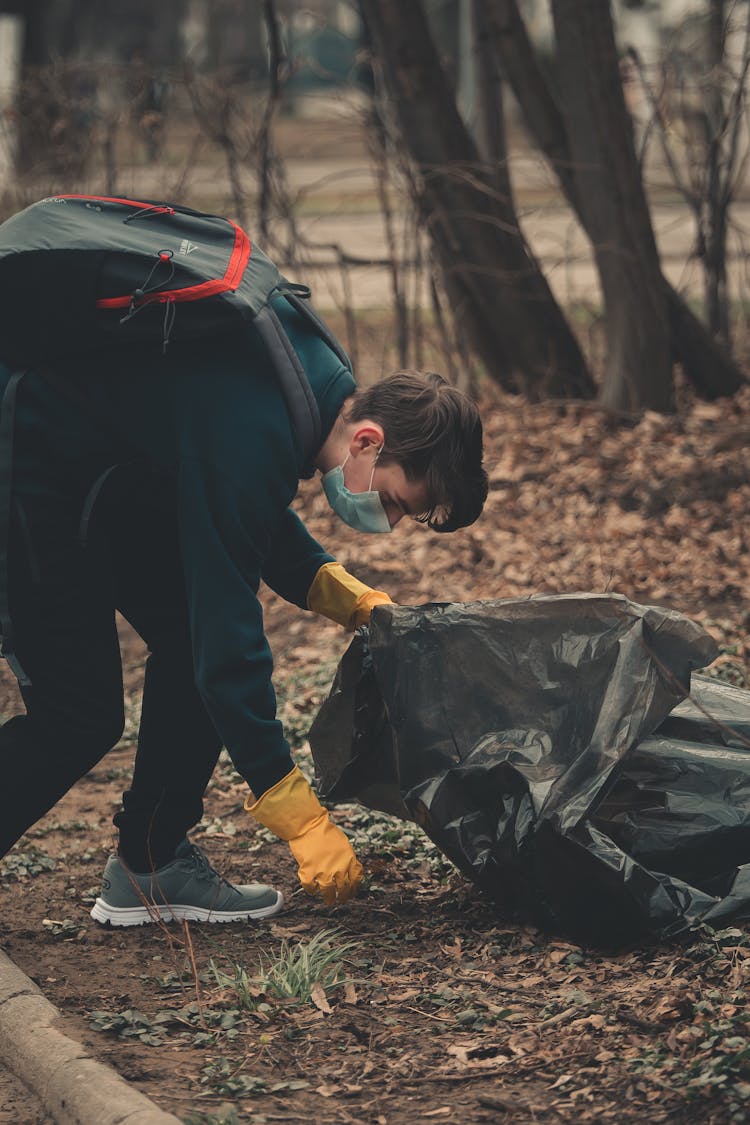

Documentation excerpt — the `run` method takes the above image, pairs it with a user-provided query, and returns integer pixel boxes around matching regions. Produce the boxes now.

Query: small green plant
[199,1058,310,1099]
[89,1002,244,1048]
[118,691,143,746]
[103,765,132,782]
[0,847,56,880]
[211,927,362,1007]
[27,818,100,838]
[197,816,238,838]
[258,927,361,1001]
[89,1008,166,1046]
[275,661,339,751]
[208,956,270,1012]
[182,1107,243,1125]
[199,1058,268,1097]
[42,917,85,940]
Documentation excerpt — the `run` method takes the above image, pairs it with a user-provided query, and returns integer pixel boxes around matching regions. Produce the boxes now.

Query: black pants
[0,470,223,870]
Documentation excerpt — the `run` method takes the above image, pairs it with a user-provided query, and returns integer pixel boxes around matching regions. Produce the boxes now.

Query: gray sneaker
[90,840,284,926]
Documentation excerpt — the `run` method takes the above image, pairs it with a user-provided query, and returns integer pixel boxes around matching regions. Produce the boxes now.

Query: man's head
[318,370,488,532]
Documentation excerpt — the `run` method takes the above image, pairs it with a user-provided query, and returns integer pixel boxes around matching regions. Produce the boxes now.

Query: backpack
[0,193,352,686]
[0,193,351,459]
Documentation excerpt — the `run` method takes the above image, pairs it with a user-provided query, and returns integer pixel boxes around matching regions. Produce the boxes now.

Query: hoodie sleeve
[261,507,334,609]
[177,456,295,797]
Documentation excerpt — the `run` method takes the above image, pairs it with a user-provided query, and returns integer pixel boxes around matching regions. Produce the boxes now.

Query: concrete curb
[0,948,183,1125]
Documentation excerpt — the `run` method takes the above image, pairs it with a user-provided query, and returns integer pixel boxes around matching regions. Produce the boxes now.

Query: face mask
[321,448,392,534]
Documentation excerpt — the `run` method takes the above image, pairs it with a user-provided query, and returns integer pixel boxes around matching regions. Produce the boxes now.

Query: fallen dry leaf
[344,982,359,1005]
[310,982,332,1014]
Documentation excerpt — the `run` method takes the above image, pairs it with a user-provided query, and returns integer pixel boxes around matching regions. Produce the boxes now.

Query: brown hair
[345,371,487,532]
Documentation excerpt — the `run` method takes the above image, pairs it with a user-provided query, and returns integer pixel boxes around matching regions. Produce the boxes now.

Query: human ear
[349,421,385,458]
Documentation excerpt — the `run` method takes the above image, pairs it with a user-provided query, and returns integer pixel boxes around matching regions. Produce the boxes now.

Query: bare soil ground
[1,381,750,1125]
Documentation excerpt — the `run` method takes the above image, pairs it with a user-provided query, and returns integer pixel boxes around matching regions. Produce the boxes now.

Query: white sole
[89,890,284,927]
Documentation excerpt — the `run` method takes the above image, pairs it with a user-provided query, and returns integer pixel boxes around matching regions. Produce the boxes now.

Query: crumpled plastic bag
[308,593,750,945]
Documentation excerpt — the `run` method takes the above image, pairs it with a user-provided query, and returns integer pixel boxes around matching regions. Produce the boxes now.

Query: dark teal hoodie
[0,297,356,791]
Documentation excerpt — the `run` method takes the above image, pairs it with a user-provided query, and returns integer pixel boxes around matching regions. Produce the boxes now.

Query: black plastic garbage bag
[308,593,750,945]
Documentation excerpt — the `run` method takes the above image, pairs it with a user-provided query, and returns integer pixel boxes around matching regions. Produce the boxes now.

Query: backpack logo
[179,239,198,255]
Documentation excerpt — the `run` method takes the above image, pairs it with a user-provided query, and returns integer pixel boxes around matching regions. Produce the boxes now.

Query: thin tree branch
[722,0,750,208]
[627,45,702,214]
[258,0,284,240]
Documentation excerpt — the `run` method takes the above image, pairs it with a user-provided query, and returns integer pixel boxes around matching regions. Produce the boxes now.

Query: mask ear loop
[338,442,383,490]
[367,445,384,491]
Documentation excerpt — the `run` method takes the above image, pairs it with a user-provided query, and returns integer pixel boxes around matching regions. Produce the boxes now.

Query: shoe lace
[184,843,235,890]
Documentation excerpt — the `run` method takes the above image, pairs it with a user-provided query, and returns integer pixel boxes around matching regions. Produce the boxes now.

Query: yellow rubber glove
[307,561,393,630]
[246,766,364,906]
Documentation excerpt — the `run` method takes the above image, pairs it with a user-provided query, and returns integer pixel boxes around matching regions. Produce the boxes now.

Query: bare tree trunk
[701,0,730,345]
[483,0,577,202]
[472,0,511,200]
[484,0,744,403]
[367,105,409,368]
[550,0,673,412]
[701,186,730,348]
[257,0,282,241]
[18,0,73,65]
[360,0,594,400]
[0,13,22,200]
[206,0,265,81]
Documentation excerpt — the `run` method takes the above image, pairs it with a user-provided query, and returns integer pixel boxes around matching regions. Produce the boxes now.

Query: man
[0,294,487,923]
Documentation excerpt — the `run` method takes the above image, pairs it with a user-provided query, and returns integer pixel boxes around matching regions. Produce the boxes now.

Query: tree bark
[483,0,744,403]
[550,0,673,411]
[0,13,22,199]
[206,0,265,81]
[472,0,511,200]
[701,0,730,346]
[360,0,595,400]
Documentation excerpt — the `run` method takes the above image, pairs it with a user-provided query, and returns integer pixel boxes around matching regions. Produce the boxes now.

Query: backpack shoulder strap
[252,281,353,463]
[253,302,322,461]
[277,283,352,370]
